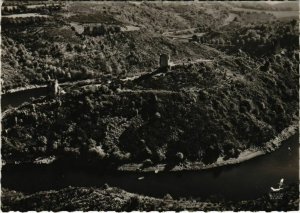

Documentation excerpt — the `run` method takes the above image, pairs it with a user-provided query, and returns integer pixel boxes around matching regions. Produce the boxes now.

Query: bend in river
[2,134,298,201]
[1,86,299,201]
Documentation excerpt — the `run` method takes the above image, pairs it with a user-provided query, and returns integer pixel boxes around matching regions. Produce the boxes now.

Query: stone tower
[48,79,59,96]
[159,54,170,69]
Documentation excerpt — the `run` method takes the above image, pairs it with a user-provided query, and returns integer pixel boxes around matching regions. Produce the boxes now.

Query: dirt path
[162,28,206,41]
[2,13,50,18]
[171,58,213,66]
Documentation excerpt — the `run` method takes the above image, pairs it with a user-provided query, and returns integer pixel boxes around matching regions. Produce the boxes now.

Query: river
[1,87,48,111]
[1,134,298,201]
[1,87,299,201]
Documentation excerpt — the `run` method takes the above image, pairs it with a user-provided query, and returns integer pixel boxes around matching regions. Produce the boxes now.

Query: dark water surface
[1,87,48,111]
[2,135,298,201]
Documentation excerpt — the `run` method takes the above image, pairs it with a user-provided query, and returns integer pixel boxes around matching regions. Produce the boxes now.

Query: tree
[290,19,297,28]
[143,158,153,167]
[163,194,173,200]
[125,196,141,211]
[175,152,184,162]
[153,148,166,162]
[3,6,9,13]
[219,38,225,46]
[66,43,73,52]
[192,35,198,42]
[202,146,220,165]
[105,64,113,73]
[88,146,106,160]
[87,138,97,148]
[66,72,72,79]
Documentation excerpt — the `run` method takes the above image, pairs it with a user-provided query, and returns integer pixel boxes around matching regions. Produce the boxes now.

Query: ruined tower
[159,54,170,69]
[48,79,60,96]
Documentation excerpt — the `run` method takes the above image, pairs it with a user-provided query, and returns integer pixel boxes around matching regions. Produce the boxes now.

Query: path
[162,28,206,41]
[2,13,49,18]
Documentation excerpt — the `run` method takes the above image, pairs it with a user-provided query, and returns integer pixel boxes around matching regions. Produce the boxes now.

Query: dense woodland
[1,1,299,211]
[2,1,299,167]
[2,183,299,211]
[2,46,298,167]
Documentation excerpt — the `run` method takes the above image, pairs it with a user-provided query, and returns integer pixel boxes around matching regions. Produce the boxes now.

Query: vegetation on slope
[2,1,298,169]
[1,2,299,211]
[2,183,299,211]
[2,46,298,167]
[1,1,227,91]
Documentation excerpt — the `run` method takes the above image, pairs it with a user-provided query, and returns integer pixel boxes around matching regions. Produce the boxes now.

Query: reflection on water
[2,134,298,201]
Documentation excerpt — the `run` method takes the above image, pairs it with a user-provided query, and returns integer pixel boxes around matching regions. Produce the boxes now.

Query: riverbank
[2,132,298,207]
[118,121,298,172]
[4,121,296,171]
[2,61,298,173]
[3,183,298,211]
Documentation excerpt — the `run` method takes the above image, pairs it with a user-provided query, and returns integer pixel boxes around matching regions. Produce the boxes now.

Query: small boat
[270,178,284,192]
[138,176,144,180]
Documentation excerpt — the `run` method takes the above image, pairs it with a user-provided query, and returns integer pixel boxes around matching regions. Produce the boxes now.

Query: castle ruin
[48,79,60,96]
[159,54,170,69]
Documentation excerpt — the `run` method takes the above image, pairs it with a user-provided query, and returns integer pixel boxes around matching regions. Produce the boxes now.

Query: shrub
[163,193,173,200]
[143,158,153,167]
[202,146,220,165]
[125,196,141,211]
[88,146,106,160]
[37,136,47,146]
[152,149,166,162]
[175,152,184,162]
[240,99,253,112]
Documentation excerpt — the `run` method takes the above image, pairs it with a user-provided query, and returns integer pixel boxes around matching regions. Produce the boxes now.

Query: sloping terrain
[1,2,299,211]
[3,1,290,91]
[1,1,227,91]
[2,184,298,211]
[2,1,299,168]
[2,47,298,167]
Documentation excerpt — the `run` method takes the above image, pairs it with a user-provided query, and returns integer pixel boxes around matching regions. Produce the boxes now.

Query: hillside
[2,184,299,211]
[2,1,299,168]
[3,1,293,91]
[226,1,299,11]
[1,1,228,91]
[2,46,298,168]
[1,1,299,211]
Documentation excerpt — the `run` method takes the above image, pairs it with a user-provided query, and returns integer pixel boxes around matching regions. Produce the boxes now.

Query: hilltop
[2,47,298,169]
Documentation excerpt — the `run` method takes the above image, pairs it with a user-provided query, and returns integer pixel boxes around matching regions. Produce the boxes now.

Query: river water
[1,88,299,201]
[2,134,298,201]
[1,87,48,111]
